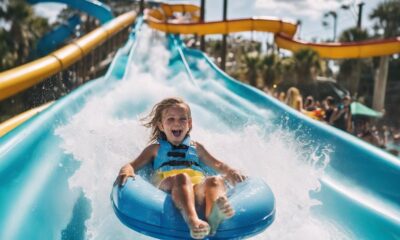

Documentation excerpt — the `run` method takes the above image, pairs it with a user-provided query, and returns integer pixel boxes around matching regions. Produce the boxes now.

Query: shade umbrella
[350,102,383,118]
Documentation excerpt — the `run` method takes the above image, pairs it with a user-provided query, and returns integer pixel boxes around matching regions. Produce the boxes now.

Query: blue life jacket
[153,135,204,173]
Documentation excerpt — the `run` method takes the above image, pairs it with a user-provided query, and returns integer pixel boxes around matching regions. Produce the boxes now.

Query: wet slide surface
[1,23,400,240]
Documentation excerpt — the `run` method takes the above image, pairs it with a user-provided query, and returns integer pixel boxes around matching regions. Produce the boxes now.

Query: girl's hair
[142,97,192,143]
[285,87,303,110]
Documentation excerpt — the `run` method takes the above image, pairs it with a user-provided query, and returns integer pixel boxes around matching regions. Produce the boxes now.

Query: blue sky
[32,0,383,42]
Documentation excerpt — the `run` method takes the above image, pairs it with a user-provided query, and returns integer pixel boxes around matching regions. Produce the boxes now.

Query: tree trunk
[349,61,361,98]
[248,69,257,87]
[372,56,389,111]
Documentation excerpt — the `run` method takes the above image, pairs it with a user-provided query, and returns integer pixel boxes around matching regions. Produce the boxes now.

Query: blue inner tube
[111,170,275,240]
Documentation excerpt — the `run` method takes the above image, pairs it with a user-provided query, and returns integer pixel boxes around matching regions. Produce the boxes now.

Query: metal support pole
[200,0,206,51]
[221,0,228,71]
[140,0,145,15]
[296,20,302,39]
[357,2,365,29]
[333,13,337,41]
[323,11,337,41]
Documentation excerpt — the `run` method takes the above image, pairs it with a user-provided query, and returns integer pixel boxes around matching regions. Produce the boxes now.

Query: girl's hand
[114,164,135,187]
[225,169,246,185]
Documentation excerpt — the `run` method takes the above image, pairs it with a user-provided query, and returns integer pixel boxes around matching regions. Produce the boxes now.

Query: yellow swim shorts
[154,168,205,186]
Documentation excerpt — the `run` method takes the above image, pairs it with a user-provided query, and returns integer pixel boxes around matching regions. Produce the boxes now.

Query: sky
[32,0,384,42]
[201,0,383,42]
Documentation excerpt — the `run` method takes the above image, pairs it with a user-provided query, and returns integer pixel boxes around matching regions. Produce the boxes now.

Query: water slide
[1,15,400,239]
[1,3,400,240]
[35,15,81,57]
[28,0,114,56]
[146,4,400,59]
[27,0,114,24]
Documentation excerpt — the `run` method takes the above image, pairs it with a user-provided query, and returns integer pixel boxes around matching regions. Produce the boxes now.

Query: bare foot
[187,217,210,239]
[207,196,235,236]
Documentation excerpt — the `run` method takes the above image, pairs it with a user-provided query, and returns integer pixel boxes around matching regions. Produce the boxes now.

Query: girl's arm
[115,144,158,186]
[195,142,246,184]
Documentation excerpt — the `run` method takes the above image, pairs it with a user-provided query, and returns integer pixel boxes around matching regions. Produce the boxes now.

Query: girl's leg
[160,173,210,239]
[201,176,235,235]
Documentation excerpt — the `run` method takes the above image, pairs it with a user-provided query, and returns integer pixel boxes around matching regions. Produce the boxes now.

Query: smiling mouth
[172,130,182,137]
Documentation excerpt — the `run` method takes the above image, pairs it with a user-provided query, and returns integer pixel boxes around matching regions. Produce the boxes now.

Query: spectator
[381,125,390,147]
[322,96,335,124]
[285,87,304,112]
[356,120,384,148]
[304,96,316,111]
[388,149,399,156]
[303,96,324,120]
[263,86,271,95]
[278,91,286,102]
[394,132,400,145]
[330,95,352,132]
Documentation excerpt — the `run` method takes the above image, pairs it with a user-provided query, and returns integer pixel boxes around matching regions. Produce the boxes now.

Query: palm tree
[0,0,49,71]
[292,48,321,85]
[337,27,369,97]
[0,29,15,71]
[369,0,400,111]
[0,0,50,123]
[259,53,283,88]
[280,57,296,85]
[370,0,400,38]
[243,51,260,87]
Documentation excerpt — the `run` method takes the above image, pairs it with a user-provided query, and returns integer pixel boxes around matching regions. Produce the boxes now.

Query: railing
[0,11,136,123]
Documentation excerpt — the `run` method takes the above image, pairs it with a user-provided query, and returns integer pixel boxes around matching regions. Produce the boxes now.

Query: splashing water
[56,26,347,239]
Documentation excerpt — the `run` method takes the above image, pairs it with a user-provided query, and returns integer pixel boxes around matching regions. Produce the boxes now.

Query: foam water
[56,26,347,239]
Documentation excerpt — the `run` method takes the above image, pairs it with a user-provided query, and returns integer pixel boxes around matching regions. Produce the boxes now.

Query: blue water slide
[27,0,114,24]
[35,15,81,56]
[28,0,114,55]
[0,19,141,240]
[170,35,400,239]
[1,20,400,240]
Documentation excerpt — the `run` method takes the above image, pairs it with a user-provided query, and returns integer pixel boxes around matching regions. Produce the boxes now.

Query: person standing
[330,96,352,132]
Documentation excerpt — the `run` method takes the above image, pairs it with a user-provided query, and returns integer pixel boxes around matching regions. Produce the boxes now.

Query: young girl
[115,97,246,239]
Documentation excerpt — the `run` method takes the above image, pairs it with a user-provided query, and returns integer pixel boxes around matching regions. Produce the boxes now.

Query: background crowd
[272,86,400,157]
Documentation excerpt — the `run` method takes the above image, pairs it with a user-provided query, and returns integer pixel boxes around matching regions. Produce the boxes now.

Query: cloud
[253,0,341,20]
[33,3,67,24]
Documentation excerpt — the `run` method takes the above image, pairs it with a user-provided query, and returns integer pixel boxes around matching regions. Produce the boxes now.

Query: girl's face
[158,104,192,145]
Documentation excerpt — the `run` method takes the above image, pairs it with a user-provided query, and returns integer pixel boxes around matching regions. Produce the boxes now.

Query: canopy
[351,102,383,118]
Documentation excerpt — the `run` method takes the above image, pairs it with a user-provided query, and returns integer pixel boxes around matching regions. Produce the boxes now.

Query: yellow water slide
[146,3,400,59]
[0,11,136,101]
[275,34,400,59]
[0,11,136,135]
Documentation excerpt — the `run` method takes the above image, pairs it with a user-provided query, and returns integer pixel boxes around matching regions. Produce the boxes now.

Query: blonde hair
[285,87,303,111]
[142,97,192,143]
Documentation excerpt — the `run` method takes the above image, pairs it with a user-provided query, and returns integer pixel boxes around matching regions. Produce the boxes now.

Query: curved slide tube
[156,3,201,22]
[28,0,114,56]
[147,14,297,38]
[275,33,400,59]
[146,4,400,59]
[27,0,113,24]
[35,15,81,57]
[0,102,53,137]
